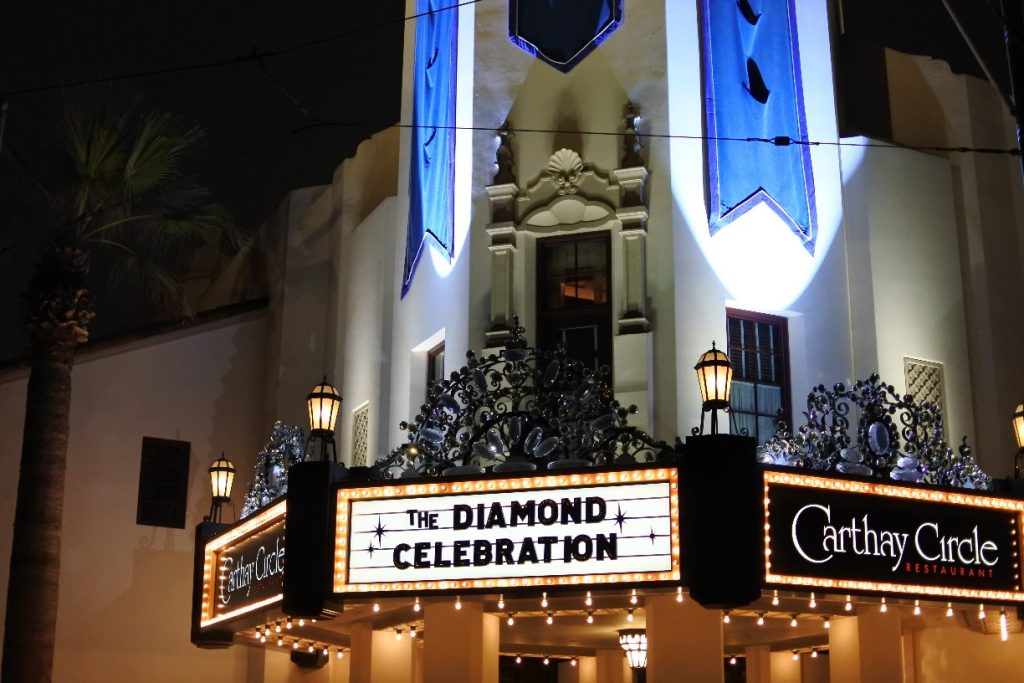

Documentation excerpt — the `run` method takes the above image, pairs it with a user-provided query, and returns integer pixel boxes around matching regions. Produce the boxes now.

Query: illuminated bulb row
[792,648,823,660]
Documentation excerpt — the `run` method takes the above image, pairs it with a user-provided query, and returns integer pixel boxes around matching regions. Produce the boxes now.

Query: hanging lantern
[208,455,236,523]
[307,379,342,436]
[1014,404,1024,480]
[618,629,648,670]
[694,342,733,434]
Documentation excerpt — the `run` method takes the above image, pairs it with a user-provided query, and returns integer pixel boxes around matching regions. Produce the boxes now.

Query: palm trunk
[1,352,72,683]
[1,245,92,683]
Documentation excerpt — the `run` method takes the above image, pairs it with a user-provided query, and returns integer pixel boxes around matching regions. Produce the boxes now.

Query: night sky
[0,0,1007,362]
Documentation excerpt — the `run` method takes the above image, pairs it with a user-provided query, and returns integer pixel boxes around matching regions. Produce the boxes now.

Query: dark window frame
[136,436,191,529]
[427,341,446,388]
[725,308,791,444]
[535,232,613,373]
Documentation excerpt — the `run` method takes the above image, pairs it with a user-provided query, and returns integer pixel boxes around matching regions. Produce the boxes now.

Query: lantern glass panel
[618,630,647,670]
[1014,404,1024,450]
[209,457,235,500]
[308,382,341,434]
[695,348,732,407]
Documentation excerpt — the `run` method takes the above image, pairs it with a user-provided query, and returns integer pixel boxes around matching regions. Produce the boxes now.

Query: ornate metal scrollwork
[757,374,992,490]
[373,320,671,479]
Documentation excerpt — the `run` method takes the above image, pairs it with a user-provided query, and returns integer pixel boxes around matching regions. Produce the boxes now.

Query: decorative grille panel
[351,404,369,467]
[904,358,946,421]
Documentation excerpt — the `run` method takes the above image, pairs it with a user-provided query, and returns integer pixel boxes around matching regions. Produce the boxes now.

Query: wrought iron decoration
[758,374,992,490]
[374,320,671,478]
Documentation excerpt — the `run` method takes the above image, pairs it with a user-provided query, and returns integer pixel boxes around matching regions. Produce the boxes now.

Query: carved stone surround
[483,147,650,346]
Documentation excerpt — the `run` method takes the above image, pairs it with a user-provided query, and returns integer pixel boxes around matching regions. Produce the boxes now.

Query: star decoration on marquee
[373,517,388,544]
[613,504,627,533]
[649,527,658,545]
[367,542,376,558]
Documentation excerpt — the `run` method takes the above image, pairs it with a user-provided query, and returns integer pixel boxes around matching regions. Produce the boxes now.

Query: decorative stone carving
[546,149,584,195]
[493,120,516,185]
[622,101,644,168]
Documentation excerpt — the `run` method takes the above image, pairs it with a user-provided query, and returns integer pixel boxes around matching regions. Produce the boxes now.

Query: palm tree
[1,91,237,683]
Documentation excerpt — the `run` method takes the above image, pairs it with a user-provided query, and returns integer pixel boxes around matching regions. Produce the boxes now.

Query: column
[485,226,517,346]
[769,651,801,683]
[829,612,903,683]
[423,601,499,683]
[370,629,416,683]
[744,644,770,683]
[558,657,596,683]
[349,623,373,683]
[595,649,627,683]
[616,217,650,333]
[646,594,723,683]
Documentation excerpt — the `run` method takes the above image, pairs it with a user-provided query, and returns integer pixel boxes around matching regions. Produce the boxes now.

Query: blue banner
[404,0,459,297]
[702,0,817,253]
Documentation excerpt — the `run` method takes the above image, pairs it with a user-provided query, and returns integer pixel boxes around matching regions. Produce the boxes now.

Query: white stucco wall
[0,310,267,682]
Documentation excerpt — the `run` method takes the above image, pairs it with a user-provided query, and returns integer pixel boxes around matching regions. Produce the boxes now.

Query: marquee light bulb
[676,587,684,603]
[790,614,798,628]
[414,596,421,612]
[498,594,505,610]
[455,595,462,610]
[757,613,765,626]
[1000,610,1009,642]
[546,612,554,625]
[372,603,381,613]
[913,600,921,616]
[630,589,638,605]
[880,598,888,613]
[844,596,852,612]
[541,592,548,608]
[978,604,986,621]
[585,591,593,607]
[946,603,954,618]
[809,592,816,609]
[722,610,731,624]
[772,590,780,606]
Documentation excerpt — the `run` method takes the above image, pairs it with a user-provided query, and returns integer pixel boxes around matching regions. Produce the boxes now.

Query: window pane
[757,384,782,417]
[757,416,777,443]
[731,381,756,412]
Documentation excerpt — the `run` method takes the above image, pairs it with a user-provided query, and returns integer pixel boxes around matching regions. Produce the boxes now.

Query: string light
[627,607,635,623]
[541,592,548,608]
[275,622,282,633]
[543,657,550,666]
[587,610,594,624]
[455,595,462,611]
[395,628,403,640]
[372,603,381,613]
[292,641,299,650]
[507,613,515,626]
[571,658,578,667]
[811,649,819,659]
[515,655,522,665]
[277,636,284,647]
[1000,609,1009,642]
[259,634,267,644]
[792,650,799,661]
[722,610,731,624]
[410,625,418,639]
[298,619,305,627]
[498,594,505,610]
[757,612,765,626]
[322,647,329,657]
[676,587,684,603]
[414,596,421,612]
[630,589,638,605]
[730,656,737,665]
[978,604,986,621]
[286,618,293,630]
[844,595,853,612]
[913,600,921,616]
[823,616,831,630]
[772,590,780,606]
[546,611,554,625]
[790,614,798,628]
[946,602,954,618]
[809,592,817,609]
[337,649,344,659]
[585,591,593,607]
[308,643,314,653]
[880,597,888,613]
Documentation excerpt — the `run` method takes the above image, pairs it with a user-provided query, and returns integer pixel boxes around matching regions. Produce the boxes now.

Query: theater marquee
[198,500,287,628]
[763,471,1024,602]
[333,468,680,594]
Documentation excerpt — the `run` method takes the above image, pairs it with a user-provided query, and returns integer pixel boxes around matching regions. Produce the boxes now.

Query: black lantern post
[694,342,733,435]
[306,378,342,462]
[1014,404,1024,480]
[208,454,236,523]
[618,629,648,683]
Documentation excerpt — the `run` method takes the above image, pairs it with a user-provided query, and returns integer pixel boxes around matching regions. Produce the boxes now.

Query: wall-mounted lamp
[1013,404,1024,479]
[306,378,342,462]
[695,342,733,435]
[208,454,236,523]
[618,629,647,683]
